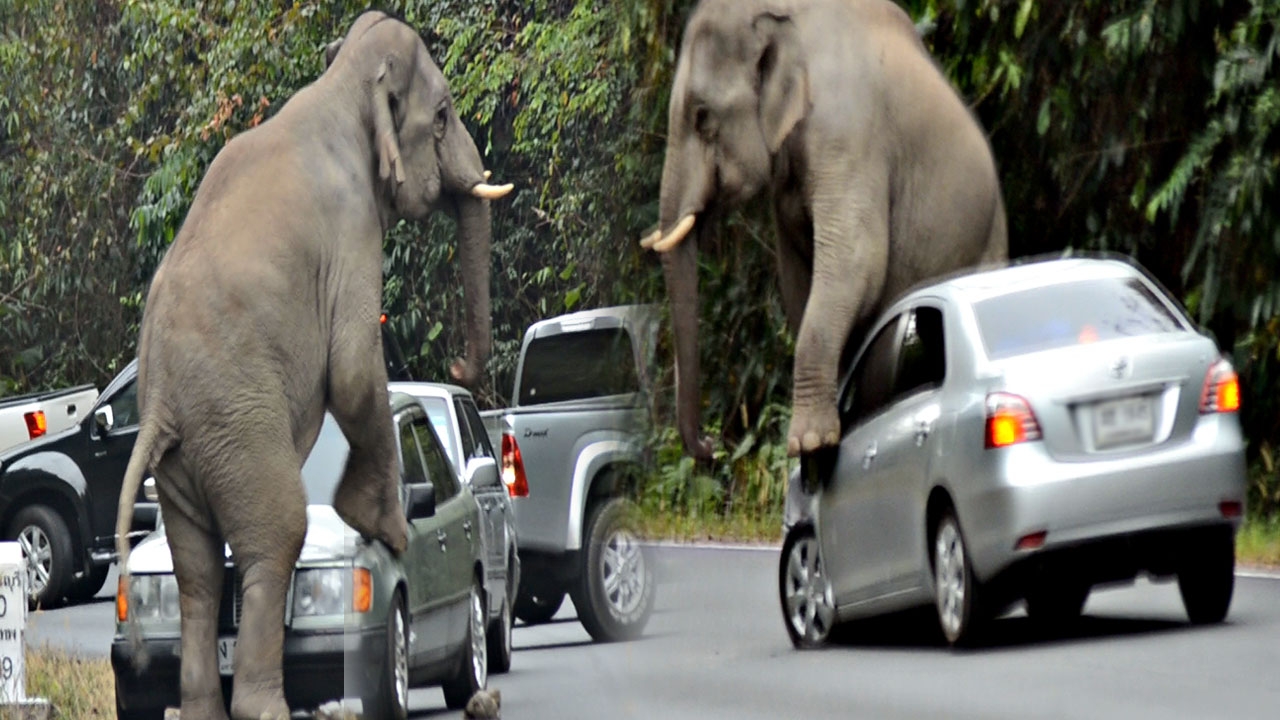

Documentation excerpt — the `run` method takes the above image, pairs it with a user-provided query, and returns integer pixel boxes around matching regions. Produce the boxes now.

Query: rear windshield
[972,276,1187,360]
[518,328,639,405]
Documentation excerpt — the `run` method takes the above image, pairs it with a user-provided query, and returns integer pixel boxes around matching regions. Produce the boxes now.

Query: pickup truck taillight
[24,410,47,440]
[501,432,529,498]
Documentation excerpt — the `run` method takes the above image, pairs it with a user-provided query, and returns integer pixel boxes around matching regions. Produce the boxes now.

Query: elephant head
[643,0,810,459]
[326,11,513,386]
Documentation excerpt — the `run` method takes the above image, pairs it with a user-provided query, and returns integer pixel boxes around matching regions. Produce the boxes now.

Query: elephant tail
[115,419,172,668]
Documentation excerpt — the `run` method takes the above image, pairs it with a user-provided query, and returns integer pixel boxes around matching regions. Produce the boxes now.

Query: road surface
[26,546,1280,718]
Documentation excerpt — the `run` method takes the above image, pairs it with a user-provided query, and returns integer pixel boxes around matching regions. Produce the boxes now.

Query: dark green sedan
[112,391,491,718]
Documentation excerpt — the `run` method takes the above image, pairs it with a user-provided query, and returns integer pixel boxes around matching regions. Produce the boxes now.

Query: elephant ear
[373,57,406,184]
[754,13,809,154]
[324,39,342,68]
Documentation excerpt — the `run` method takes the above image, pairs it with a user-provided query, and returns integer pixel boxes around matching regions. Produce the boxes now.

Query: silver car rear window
[972,276,1186,360]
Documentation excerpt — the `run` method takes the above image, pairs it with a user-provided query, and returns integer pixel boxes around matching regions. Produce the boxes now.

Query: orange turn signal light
[353,568,373,613]
[116,576,129,622]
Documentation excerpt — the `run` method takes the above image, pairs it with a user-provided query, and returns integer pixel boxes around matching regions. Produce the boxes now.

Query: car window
[518,327,639,405]
[413,418,460,502]
[893,306,946,399]
[453,399,477,462]
[104,380,139,430]
[418,396,458,468]
[972,276,1187,360]
[398,415,429,488]
[459,399,494,459]
[840,315,902,427]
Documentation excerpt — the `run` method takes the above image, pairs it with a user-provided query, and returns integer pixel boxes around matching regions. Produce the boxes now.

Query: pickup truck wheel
[8,505,74,609]
[68,564,112,602]
[514,589,565,625]
[572,497,655,643]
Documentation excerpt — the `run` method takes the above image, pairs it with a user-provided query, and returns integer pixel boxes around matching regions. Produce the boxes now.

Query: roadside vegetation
[24,645,114,717]
[2,2,1278,550]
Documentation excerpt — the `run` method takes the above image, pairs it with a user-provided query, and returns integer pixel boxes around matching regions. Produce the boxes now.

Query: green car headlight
[291,568,348,617]
[128,574,181,623]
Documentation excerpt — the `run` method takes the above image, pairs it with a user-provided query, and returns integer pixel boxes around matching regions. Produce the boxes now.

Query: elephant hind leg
[203,440,307,720]
[157,465,231,720]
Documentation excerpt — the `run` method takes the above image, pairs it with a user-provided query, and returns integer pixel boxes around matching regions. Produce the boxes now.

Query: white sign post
[0,541,50,718]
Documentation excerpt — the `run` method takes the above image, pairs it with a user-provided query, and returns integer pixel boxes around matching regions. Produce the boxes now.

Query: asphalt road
[26,546,1280,719]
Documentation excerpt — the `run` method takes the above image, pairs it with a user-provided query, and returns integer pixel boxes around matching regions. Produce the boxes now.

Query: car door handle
[463,520,473,540]
[862,442,877,469]
[436,529,447,551]
[915,420,932,447]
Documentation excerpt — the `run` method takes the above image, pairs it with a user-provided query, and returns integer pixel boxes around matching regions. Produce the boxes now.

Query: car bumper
[111,625,387,714]
[961,415,1246,581]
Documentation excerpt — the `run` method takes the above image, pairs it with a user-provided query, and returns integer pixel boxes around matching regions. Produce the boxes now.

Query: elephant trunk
[450,194,492,388]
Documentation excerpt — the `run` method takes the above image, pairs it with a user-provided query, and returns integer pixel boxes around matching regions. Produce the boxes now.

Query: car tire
[487,572,514,674]
[572,497,655,643]
[364,591,410,720]
[8,504,74,609]
[68,563,111,603]
[778,525,837,649]
[442,578,488,710]
[514,588,565,625]
[1024,580,1090,626]
[1178,527,1235,625]
[932,511,983,646]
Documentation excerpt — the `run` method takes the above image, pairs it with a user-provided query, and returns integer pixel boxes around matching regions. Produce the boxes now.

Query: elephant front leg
[786,180,889,457]
[327,330,408,555]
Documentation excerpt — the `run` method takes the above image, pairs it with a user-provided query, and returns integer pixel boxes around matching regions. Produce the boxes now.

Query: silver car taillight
[985,392,1042,448]
[1199,358,1241,414]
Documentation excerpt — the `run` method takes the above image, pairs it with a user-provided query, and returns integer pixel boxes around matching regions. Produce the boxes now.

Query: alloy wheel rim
[935,521,966,639]
[783,535,834,644]
[394,606,408,710]
[18,526,52,597]
[602,528,646,616]
[471,587,487,688]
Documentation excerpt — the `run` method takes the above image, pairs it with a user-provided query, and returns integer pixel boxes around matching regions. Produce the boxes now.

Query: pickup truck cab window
[96,380,140,435]
[518,328,639,405]
[454,398,494,462]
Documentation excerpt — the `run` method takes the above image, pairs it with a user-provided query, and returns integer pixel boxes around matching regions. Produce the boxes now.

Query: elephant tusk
[471,182,514,200]
[483,170,492,180]
[639,228,662,249]
[652,215,696,253]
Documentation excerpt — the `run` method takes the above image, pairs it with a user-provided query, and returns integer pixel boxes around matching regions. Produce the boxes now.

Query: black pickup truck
[0,320,414,609]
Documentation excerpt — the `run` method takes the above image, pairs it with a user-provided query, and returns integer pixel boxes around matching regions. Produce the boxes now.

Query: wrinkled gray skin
[644,0,1007,459]
[114,11,512,720]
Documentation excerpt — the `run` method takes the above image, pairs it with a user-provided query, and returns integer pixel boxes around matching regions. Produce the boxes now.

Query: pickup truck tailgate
[486,397,645,553]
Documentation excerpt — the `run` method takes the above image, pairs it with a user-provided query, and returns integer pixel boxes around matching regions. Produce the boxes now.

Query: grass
[1237,514,1280,567]
[23,644,114,718]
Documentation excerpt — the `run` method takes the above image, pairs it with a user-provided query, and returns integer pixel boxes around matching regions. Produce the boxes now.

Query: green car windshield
[299,415,350,505]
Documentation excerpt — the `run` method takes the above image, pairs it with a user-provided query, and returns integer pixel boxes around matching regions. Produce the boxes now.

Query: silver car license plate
[1094,395,1154,448]
[218,637,235,676]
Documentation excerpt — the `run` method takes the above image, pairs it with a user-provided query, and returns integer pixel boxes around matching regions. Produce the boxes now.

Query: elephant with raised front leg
[113,11,512,720]
[642,0,1008,459]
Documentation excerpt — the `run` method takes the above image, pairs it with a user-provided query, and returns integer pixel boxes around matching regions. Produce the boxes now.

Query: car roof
[893,254,1153,310]
[388,390,423,415]
[388,380,471,400]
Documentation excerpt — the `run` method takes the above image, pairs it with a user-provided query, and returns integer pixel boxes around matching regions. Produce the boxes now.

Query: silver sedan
[781,255,1247,647]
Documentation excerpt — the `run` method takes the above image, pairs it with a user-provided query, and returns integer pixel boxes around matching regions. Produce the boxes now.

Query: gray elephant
[114,11,512,720]
[642,0,1007,458]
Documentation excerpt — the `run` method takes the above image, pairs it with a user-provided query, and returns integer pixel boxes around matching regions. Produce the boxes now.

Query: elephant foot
[174,694,230,720]
[786,403,840,457]
[229,688,290,720]
[333,483,408,555]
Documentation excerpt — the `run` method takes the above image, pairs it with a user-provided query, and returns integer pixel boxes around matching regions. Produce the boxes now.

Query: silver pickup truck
[0,384,99,454]
[480,304,659,642]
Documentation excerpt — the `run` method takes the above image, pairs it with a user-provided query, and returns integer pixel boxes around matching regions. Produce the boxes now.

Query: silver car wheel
[18,525,52,597]
[783,534,835,645]
[602,527,646,617]
[470,585,488,689]
[934,518,967,641]
[393,603,409,712]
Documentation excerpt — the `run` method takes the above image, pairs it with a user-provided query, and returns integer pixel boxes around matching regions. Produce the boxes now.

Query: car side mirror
[407,481,436,520]
[463,456,501,490]
[94,406,115,435]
